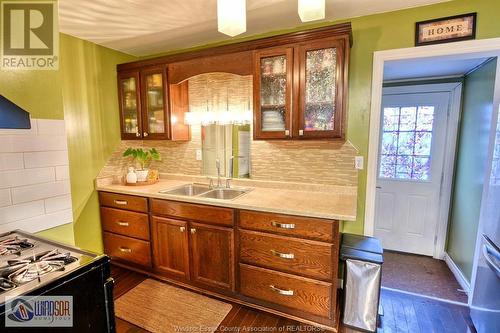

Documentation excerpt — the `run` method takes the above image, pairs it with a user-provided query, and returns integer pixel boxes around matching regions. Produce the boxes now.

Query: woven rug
[115,279,232,333]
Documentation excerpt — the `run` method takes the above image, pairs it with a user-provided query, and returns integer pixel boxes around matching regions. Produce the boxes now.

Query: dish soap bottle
[126,167,137,184]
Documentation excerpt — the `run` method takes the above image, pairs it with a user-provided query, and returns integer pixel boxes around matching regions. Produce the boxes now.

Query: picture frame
[415,13,476,46]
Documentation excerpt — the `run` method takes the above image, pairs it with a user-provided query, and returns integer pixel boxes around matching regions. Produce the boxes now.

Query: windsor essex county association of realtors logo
[1,0,59,70]
[5,296,73,327]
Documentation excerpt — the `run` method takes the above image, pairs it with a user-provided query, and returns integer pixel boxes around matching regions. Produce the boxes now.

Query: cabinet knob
[284,130,290,136]
[299,129,304,136]
[190,228,196,234]
[116,221,129,227]
[114,200,128,206]
[271,221,295,229]
[143,132,149,137]
[136,132,141,137]
[119,247,132,253]
[271,249,295,259]
[179,226,185,232]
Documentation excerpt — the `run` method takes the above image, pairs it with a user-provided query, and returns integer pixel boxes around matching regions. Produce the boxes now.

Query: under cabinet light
[298,0,325,22]
[217,0,246,37]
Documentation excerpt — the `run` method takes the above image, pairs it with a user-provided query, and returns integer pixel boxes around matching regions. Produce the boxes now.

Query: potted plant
[123,148,161,182]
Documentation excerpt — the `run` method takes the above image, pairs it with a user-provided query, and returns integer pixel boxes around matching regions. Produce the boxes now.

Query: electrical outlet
[355,156,364,170]
[196,149,202,161]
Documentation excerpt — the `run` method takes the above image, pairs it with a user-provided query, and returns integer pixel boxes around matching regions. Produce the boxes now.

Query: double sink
[159,183,251,200]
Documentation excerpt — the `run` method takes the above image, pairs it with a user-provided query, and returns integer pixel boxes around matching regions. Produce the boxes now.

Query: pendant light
[298,0,325,22]
[217,0,246,37]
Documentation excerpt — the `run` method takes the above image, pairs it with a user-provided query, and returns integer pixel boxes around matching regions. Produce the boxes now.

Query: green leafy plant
[123,148,161,170]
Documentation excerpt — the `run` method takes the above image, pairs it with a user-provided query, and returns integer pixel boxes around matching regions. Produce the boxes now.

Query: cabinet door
[189,222,234,290]
[297,39,346,139]
[141,66,170,139]
[152,216,190,279]
[253,48,293,139]
[118,71,142,139]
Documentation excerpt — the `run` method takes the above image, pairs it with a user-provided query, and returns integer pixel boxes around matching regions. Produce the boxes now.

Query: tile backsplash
[0,119,73,233]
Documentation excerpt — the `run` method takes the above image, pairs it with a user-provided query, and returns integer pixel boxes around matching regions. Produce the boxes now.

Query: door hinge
[434,235,438,245]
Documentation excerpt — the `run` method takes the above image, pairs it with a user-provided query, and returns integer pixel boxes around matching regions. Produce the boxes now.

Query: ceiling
[384,57,490,81]
[58,0,451,56]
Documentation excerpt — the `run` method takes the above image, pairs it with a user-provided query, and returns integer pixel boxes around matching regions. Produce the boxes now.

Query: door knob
[143,132,149,137]
[376,186,382,189]
[135,132,141,137]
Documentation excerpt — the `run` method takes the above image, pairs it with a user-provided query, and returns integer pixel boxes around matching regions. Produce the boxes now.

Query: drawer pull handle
[271,250,294,259]
[271,221,295,229]
[114,200,128,205]
[269,285,294,296]
[119,247,132,253]
[116,221,129,227]
[190,228,196,234]
[180,226,186,232]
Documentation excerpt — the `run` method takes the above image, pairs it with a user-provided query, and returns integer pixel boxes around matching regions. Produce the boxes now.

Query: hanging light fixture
[298,0,325,22]
[217,0,246,37]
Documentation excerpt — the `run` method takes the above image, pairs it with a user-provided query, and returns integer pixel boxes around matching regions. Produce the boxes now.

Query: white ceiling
[384,57,490,81]
[58,0,451,56]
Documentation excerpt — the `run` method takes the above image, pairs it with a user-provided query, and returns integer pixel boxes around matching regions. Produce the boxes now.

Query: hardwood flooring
[111,265,476,333]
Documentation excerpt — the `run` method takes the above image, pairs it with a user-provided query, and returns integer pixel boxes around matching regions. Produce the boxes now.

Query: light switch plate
[196,149,202,161]
[355,156,364,170]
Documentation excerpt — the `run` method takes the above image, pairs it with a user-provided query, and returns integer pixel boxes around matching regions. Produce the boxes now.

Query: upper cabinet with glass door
[297,39,347,139]
[253,48,293,139]
[118,71,142,139]
[140,66,169,139]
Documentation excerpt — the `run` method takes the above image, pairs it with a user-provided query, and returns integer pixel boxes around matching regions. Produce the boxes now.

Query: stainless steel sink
[198,188,249,200]
[159,183,211,196]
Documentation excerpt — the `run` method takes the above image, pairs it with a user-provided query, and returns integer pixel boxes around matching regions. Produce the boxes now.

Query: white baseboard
[444,252,470,298]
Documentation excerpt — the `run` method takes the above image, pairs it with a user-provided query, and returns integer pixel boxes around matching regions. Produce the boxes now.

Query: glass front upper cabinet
[118,72,141,139]
[298,40,345,139]
[141,66,169,139]
[253,48,293,139]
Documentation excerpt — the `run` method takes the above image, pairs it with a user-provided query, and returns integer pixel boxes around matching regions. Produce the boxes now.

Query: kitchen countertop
[96,174,357,221]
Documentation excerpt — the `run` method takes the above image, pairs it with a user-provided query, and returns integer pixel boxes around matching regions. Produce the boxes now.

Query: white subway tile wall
[0,119,73,233]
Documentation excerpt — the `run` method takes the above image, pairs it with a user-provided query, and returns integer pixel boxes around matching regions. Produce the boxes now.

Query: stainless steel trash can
[341,234,384,332]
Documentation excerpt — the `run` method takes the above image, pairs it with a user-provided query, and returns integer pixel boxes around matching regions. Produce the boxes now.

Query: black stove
[0,230,115,332]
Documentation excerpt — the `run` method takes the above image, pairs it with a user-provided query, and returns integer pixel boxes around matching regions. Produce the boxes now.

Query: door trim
[365,37,500,259]
[376,83,461,258]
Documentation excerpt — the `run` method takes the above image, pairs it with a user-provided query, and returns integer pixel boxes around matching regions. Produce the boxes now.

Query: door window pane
[145,73,165,134]
[379,106,435,181]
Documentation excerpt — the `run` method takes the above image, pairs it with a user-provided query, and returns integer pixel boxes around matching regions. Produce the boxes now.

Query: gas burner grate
[0,237,35,256]
[1,249,77,285]
[0,277,16,291]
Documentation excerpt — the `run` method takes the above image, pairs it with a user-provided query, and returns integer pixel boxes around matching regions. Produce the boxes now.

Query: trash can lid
[341,233,383,254]
[340,247,384,264]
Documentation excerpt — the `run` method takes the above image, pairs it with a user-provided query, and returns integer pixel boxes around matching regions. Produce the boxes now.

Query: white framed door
[374,89,450,255]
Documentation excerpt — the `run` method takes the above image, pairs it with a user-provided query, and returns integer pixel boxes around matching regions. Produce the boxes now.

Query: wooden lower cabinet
[190,222,234,291]
[152,216,190,279]
[100,194,340,330]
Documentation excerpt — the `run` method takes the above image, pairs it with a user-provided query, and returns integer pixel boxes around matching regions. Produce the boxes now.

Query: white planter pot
[136,169,149,182]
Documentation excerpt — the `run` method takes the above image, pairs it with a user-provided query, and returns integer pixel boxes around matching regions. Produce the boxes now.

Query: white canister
[136,169,149,182]
[126,167,137,184]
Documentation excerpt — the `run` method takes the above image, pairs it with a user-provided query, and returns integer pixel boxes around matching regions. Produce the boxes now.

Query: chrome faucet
[215,159,223,188]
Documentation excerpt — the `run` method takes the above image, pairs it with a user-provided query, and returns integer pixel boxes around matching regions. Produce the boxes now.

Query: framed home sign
[415,13,476,46]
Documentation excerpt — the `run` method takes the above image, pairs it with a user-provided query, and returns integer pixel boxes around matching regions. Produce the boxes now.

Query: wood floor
[111,265,476,333]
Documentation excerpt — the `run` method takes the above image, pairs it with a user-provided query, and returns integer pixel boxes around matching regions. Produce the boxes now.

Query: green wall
[446,59,497,281]
[0,33,136,251]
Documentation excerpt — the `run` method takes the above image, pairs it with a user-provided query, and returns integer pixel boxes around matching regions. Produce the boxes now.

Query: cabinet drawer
[99,192,148,213]
[151,199,234,226]
[239,230,332,280]
[101,207,150,240]
[239,210,335,242]
[103,232,152,268]
[239,264,332,318]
